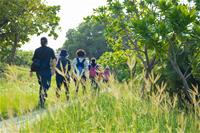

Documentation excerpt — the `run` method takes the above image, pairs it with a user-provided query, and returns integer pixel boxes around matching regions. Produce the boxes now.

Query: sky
[21,0,106,51]
[20,0,193,51]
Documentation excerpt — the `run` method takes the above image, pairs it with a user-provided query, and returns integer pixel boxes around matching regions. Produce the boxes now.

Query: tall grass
[0,65,68,120]
[0,66,38,119]
[20,73,200,132]
[1,66,199,132]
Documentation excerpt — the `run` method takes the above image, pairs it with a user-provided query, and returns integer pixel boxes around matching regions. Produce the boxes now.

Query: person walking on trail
[55,49,71,101]
[30,37,56,108]
[97,66,104,82]
[103,66,111,83]
[89,57,99,89]
[72,49,89,94]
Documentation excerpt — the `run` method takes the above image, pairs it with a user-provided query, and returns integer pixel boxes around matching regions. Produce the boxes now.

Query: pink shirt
[104,69,110,81]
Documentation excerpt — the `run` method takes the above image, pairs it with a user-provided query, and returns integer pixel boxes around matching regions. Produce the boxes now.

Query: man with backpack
[55,49,71,101]
[30,37,56,108]
[72,49,89,94]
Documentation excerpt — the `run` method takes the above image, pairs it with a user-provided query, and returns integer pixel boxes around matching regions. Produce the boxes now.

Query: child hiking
[72,49,89,94]
[55,49,71,101]
[103,66,110,83]
[89,58,99,89]
[30,37,56,108]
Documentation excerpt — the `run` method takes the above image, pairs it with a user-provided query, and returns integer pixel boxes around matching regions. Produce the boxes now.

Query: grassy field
[0,66,38,120]
[21,76,199,133]
[0,66,70,120]
[0,66,199,132]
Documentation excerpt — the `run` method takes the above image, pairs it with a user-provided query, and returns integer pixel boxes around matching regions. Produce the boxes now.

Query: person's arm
[96,65,100,75]
[30,50,36,77]
[84,59,89,71]
[88,65,91,70]
[51,49,57,75]
[71,58,77,79]
[84,58,90,78]
[67,59,71,72]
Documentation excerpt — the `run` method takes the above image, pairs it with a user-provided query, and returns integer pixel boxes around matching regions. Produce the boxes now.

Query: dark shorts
[56,73,70,88]
[36,70,52,90]
[73,74,86,85]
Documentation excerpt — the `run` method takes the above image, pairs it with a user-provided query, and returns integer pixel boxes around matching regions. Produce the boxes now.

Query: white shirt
[72,57,89,76]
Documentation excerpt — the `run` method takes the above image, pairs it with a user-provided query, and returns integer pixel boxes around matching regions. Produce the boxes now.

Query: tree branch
[144,44,150,68]
[0,19,9,29]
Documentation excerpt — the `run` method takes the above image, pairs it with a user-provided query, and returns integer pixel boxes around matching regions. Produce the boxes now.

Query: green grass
[0,65,91,120]
[0,66,38,119]
[0,66,70,120]
[0,66,199,132]
[20,80,199,133]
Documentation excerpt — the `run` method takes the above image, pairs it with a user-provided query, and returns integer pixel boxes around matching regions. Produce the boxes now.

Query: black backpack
[56,57,71,72]
[31,49,49,72]
[31,59,41,72]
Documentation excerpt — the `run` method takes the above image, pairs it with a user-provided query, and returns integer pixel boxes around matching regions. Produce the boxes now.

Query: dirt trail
[0,88,110,133]
[0,101,73,133]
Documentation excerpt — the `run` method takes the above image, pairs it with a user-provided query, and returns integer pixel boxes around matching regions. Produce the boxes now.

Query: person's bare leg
[64,81,70,101]
[81,78,86,95]
[56,87,61,98]
[39,87,46,108]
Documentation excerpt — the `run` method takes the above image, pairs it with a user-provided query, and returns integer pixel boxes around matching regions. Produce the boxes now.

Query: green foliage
[98,50,137,81]
[0,62,6,77]
[62,20,110,59]
[15,50,33,66]
[0,0,60,64]
[91,0,200,95]
[0,49,33,66]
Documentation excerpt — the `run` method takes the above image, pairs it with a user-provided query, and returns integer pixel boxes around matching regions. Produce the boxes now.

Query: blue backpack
[76,58,85,75]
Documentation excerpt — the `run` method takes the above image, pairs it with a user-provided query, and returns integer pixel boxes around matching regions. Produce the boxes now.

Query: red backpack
[89,66,97,78]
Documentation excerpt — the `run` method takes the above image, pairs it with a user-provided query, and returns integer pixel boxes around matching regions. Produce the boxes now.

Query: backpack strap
[81,59,85,64]
[67,59,71,71]
[76,58,80,64]
[76,58,85,65]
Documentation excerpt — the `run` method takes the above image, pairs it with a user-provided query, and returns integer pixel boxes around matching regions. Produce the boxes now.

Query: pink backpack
[89,66,97,78]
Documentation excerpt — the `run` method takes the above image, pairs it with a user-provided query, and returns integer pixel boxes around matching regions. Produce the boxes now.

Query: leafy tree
[98,49,137,81]
[92,0,159,88]
[62,20,109,59]
[15,50,33,66]
[0,0,60,64]
[92,0,200,102]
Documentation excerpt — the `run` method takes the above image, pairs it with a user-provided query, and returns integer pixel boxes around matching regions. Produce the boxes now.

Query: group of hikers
[30,37,110,108]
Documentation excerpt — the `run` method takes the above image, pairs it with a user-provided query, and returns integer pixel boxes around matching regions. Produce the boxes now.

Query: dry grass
[0,65,199,132]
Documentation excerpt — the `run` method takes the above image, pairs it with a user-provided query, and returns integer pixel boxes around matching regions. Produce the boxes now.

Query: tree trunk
[8,33,19,64]
[168,34,192,103]
[141,44,157,95]
[170,58,192,103]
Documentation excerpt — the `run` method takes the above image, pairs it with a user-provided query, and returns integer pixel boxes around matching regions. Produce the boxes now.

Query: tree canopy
[62,20,110,59]
[91,0,200,101]
[0,0,60,63]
